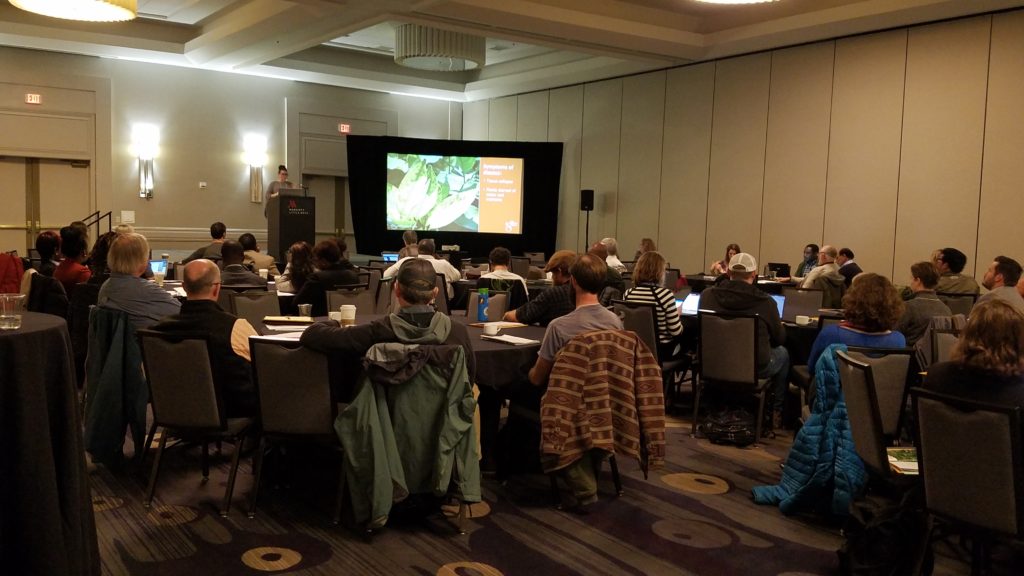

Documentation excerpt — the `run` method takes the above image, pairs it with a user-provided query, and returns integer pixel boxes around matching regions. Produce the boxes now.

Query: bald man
[150,259,259,417]
[800,244,841,289]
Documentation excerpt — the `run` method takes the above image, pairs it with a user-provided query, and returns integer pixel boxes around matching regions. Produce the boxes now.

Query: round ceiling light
[9,0,137,22]
[394,24,485,72]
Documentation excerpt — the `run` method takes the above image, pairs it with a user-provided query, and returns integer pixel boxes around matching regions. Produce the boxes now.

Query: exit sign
[338,123,351,133]
[25,93,41,105]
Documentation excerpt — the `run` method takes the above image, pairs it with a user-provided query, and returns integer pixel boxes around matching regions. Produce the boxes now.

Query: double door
[0,157,92,254]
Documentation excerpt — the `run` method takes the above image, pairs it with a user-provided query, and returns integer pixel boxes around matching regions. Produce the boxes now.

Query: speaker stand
[584,210,590,250]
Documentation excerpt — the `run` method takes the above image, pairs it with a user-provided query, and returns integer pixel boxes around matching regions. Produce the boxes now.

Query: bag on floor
[698,408,756,447]
[837,491,931,576]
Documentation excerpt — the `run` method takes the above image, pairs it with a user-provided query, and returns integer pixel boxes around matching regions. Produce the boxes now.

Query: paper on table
[886,447,919,475]
[468,321,527,328]
[263,324,310,332]
[481,333,540,346]
[254,331,304,341]
[263,315,314,324]
[173,287,187,297]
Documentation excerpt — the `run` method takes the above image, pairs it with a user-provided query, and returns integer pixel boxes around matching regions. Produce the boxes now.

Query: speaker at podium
[267,189,315,265]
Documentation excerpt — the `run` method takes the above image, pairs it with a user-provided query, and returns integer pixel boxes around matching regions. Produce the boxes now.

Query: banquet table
[0,312,100,576]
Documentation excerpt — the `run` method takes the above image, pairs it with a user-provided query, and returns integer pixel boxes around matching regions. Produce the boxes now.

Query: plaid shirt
[512,282,575,326]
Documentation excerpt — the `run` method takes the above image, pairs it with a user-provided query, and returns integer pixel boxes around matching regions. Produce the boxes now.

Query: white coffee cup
[328,311,342,323]
[153,272,165,287]
[483,323,500,336]
[339,304,356,327]
[795,315,811,326]
[258,268,269,280]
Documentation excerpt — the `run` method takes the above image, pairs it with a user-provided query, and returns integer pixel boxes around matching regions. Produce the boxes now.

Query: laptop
[149,259,168,275]
[677,292,701,316]
[381,252,400,263]
[782,291,821,323]
[767,262,791,277]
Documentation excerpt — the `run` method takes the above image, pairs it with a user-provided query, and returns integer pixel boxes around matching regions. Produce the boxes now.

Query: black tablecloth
[0,312,100,576]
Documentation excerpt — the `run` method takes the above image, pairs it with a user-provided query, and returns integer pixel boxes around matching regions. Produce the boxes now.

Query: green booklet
[886,447,919,475]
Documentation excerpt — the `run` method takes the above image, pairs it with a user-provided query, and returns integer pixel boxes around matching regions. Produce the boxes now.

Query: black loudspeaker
[580,189,594,212]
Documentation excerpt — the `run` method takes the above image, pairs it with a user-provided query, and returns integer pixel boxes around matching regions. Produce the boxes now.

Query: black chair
[217,284,268,311]
[27,272,68,318]
[477,276,528,311]
[912,388,1023,576]
[467,291,508,322]
[936,292,977,317]
[434,273,450,315]
[662,268,681,290]
[248,339,346,522]
[835,350,891,480]
[67,282,100,387]
[930,328,960,366]
[612,300,690,410]
[228,291,281,329]
[327,284,376,314]
[694,310,770,442]
[136,330,254,516]
[510,256,531,279]
[844,346,915,443]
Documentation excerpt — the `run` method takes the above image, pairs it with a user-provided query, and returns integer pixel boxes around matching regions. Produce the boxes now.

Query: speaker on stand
[580,189,594,249]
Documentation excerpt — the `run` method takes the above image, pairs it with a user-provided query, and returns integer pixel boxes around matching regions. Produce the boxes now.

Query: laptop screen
[678,292,701,316]
[771,294,785,318]
[381,252,400,263]
[149,259,168,275]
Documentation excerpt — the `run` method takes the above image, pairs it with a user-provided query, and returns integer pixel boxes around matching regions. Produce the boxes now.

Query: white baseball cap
[728,252,758,273]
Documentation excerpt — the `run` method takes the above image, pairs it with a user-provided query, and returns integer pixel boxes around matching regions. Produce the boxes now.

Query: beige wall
[466,9,1024,282]
[0,46,459,253]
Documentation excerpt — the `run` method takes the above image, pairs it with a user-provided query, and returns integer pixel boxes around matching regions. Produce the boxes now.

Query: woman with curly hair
[275,241,315,293]
[807,272,906,370]
[925,299,1024,409]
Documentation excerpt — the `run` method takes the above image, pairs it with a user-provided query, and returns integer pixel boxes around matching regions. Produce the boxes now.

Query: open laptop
[149,259,168,275]
[381,251,400,263]
[677,292,701,316]
[781,291,821,323]
[767,262,791,278]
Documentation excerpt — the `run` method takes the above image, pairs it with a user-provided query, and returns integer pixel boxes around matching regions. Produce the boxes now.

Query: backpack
[837,490,932,576]
[698,408,757,447]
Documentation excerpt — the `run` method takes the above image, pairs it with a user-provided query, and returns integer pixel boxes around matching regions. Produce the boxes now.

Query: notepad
[254,331,305,340]
[263,315,315,324]
[886,447,919,475]
[481,334,540,346]
[263,324,309,332]
[468,321,527,329]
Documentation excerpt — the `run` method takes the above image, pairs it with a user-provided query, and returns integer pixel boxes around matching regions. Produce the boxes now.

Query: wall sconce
[243,134,267,203]
[131,123,159,199]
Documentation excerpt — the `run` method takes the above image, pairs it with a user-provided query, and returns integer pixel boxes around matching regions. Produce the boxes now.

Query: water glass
[0,293,25,330]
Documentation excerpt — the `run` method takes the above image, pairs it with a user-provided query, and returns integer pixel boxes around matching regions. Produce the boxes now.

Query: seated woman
[54,225,91,294]
[807,272,906,370]
[34,230,61,276]
[925,299,1024,414]
[634,237,657,262]
[97,232,181,330]
[293,238,359,316]
[275,241,315,294]
[709,243,740,276]
[623,251,683,360]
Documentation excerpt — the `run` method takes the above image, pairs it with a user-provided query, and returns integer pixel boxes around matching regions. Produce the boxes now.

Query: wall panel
[977,11,1024,273]
[580,79,623,247]
[706,53,771,267]
[548,85,584,252]
[463,100,489,140]
[516,92,549,142]
[488,96,517,141]
[824,30,907,278]
[895,17,990,279]
[760,42,833,269]
[660,63,714,274]
[617,72,666,259]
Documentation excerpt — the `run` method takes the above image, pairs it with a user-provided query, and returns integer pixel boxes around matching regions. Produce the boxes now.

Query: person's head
[89,231,118,273]
[59,226,87,260]
[910,261,940,291]
[724,243,741,263]
[114,223,135,235]
[544,250,577,286]
[238,233,259,252]
[312,239,341,268]
[842,273,904,332]
[277,165,288,182]
[489,246,511,269]
[837,248,855,266]
[952,299,1024,377]
[108,233,150,276]
[402,230,418,247]
[588,241,608,260]
[934,247,967,274]
[982,255,1022,290]
[633,251,667,285]
[333,237,348,260]
[35,230,60,260]
[819,245,838,265]
[70,221,89,248]
[220,240,245,266]
[638,238,657,255]
[394,258,437,306]
[803,243,819,262]
[287,241,314,272]
[726,252,758,284]
[601,237,620,257]
[210,222,226,240]
[182,259,221,301]
[417,238,436,256]
[569,253,607,295]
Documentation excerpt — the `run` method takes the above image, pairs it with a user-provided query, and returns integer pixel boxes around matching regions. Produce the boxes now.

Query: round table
[0,312,100,575]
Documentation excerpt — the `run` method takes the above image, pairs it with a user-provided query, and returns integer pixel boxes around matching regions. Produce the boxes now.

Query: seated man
[979,255,1024,313]
[383,239,461,299]
[398,230,418,259]
[151,259,259,417]
[933,247,980,295]
[220,240,268,287]
[183,221,228,264]
[238,233,280,279]
[503,250,577,326]
[800,245,841,289]
[301,258,475,380]
[478,246,528,310]
[699,252,790,430]
[896,261,951,346]
[836,247,863,287]
[601,237,628,274]
[588,242,626,302]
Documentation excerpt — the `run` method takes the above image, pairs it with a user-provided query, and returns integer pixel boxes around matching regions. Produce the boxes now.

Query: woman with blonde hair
[623,251,683,359]
[634,238,657,261]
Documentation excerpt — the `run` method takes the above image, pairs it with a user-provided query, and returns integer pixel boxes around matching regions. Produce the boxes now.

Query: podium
[267,193,315,265]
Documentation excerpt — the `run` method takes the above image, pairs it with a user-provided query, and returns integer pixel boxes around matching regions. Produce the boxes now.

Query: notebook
[149,259,168,275]
[678,292,701,316]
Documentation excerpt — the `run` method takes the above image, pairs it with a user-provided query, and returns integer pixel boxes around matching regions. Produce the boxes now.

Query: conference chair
[327,284,376,314]
[510,256,531,279]
[466,291,508,322]
[228,291,281,332]
[835,350,891,480]
[662,268,681,290]
[375,277,394,314]
[930,328,960,366]
[524,252,545,266]
[136,330,254,516]
[936,292,977,317]
[477,276,528,310]
[693,310,770,443]
[217,284,267,311]
[914,315,967,370]
[27,272,68,318]
[248,339,346,523]
[912,388,1023,576]
[844,346,915,443]
[67,281,100,387]
[611,300,691,411]
[434,273,450,315]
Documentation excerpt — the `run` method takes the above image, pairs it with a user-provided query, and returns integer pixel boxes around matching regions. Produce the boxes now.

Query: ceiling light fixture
[9,0,137,22]
[394,24,485,72]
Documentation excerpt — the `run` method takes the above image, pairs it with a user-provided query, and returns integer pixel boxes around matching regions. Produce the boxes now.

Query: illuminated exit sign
[338,123,351,133]
[25,93,41,105]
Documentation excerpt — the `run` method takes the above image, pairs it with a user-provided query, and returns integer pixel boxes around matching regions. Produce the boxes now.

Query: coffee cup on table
[339,304,356,327]
[328,311,342,323]
[297,303,312,317]
[258,268,269,280]
[483,323,500,336]
[153,271,165,287]
[795,315,811,326]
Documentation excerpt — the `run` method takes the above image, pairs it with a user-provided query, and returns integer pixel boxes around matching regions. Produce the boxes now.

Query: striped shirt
[623,283,683,343]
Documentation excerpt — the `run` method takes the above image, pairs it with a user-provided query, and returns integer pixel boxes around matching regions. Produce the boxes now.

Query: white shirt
[480,268,529,295]
[383,254,461,298]
[606,255,627,274]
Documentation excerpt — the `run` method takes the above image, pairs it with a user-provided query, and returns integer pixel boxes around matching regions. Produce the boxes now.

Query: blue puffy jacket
[751,343,866,515]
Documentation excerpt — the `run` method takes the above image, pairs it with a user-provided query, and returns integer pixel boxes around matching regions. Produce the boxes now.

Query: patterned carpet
[90,416,989,575]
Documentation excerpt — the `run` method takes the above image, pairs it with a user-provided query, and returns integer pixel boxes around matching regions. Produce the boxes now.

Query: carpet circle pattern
[652,519,734,549]
[661,472,731,495]
[241,547,302,571]
[437,561,504,576]
[92,496,124,512]
[146,505,198,525]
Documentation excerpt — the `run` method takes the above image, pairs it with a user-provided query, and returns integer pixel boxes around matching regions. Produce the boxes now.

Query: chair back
[524,251,546,265]
[137,330,222,429]
[434,273,450,315]
[845,346,914,438]
[835,349,889,477]
[912,388,1023,536]
[27,273,69,317]
[251,339,334,435]
[673,287,692,300]
[931,328,959,365]
[467,291,508,321]
[327,284,376,313]
[229,291,281,328]
[698,310,758,384]
[622,260,636,273]
[510,256,531,279]
[376,277,394,314]
[67,282,101,385]
[217,285,266,310]
[662,268,681,290]
[366,259,387,269]
[366,268,382,308]
[478,277,528,310]
[780,286,824,322]
[937,292,977,317]
[612,300,660,362]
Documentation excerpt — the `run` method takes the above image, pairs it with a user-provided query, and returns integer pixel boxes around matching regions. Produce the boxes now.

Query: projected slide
[386,153,523,234]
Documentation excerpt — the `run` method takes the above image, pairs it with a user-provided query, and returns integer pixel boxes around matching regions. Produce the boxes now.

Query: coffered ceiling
[0,0,1020,101]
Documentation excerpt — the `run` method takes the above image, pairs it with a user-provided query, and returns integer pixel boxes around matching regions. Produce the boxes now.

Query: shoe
[771,410,783,431]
